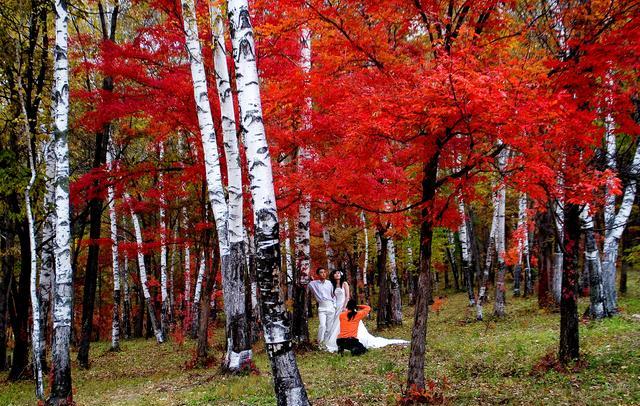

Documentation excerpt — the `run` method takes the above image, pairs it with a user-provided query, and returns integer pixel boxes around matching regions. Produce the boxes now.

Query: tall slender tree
[49,0,74,403]
[227,0,309,402]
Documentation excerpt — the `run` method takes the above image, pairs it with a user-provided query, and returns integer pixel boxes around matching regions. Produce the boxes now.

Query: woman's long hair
[346,299,358,321]
[329,269,346,295]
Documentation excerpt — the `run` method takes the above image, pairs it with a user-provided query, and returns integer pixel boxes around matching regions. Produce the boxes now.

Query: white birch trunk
[191,250,206,335]
[553,195,564,305]
[122,252,131,339]
[476,191,498,320]
[388,238,402,324]
[361,211,369,290]
[19,83,44,399]
[182,0,251,371]
[125,192,164,343]
[227,0,309,401]
[580,206,606,318]
[182,207,192,317]
[51,1,74,400]
[283,220,294,299]
[211,8,252,367]
[295,198,312,286]
[39,133,55,367]
[158,142,169,335]
[320,211,336,271]
[515,193,532,297]
[106,141,121,350]
[602,141,640,315]
[493,151,507,316]
[458,200,475,306]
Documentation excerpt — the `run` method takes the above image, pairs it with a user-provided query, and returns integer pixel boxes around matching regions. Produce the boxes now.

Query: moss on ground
[2,277,639,405]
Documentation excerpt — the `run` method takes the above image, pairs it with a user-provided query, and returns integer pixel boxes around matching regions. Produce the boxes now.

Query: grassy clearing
[2,277,639,405]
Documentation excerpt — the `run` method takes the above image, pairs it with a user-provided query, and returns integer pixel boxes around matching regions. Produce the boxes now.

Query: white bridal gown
[325,285,409,353]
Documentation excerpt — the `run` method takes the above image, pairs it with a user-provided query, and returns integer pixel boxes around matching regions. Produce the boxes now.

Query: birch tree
[580,206,606,319]
[493,148,508,317]
[388,238,402,324]
[125,192,164,343]
[18,74,44,400]
[106,141,121,350]
[158,142,169,335]
[181,0,251,372]
[227,0,309,402]
[211,5,252,369]
[49,0,74,402]
[602,136,640,315]
[457,201,475,306]
[292,27,313,344]
[39,132,55,370]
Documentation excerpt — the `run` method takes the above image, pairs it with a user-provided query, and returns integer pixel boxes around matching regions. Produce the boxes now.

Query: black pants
[336,337,367,356]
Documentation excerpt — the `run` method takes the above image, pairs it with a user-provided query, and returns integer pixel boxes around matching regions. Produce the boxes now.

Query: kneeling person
[337,300,370,356]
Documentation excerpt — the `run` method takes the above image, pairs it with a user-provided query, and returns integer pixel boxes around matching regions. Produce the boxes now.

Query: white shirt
[308,280,335,304]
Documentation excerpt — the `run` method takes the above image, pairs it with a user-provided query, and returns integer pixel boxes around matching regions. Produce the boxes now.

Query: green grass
[2,276,639,405]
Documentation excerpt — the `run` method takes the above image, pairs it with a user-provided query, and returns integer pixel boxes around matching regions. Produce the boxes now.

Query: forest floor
[2,277,640,406]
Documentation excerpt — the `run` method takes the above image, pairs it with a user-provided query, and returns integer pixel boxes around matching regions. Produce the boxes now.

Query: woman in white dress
[325,270,408,353]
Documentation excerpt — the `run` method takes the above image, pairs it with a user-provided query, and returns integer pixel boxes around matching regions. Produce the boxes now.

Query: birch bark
[602,141,640,315]
[493,148,508,317]
[49,1,74,401]
[388,239,402,324]
[211,6,252,367]
[39,132,55,369]
[227,0,309,402]
[458,201,475,306]
[292,28,313,343]
[19,79,44,399]
[106,141,121,350]
[125,192,164,343]
[580,206,606,319]
[158,142,169,336]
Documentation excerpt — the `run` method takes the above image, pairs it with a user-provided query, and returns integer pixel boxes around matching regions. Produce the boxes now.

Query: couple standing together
[308,267,408,355]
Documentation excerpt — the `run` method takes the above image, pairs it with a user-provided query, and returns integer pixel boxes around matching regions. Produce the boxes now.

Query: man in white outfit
[308,267,336,347]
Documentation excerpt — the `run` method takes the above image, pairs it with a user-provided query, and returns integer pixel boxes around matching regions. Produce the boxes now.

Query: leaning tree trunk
[445,232,460,291]
[283,221,294,301]
[19,86,44,398]
[191,251,206,337]
[291,27,313,344]
[602,140,639,316]
[125,192,164,343]
[559,203,581,364]
[406,150,439,391]
[49,1,74,402]
[388,239,402,325]
[580,206,606,319]
[227,0,309,402]
[106,141,121,350]
[210,5,252,370]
